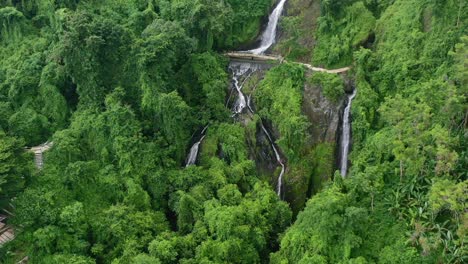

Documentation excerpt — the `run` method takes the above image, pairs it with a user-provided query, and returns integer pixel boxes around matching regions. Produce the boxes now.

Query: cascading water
[230,61,285,197]
[247,0,287,55]
[185,136,205,167]
[230,62,256,114]
[340,89,357,177]
[228,0,287,197]
[185,126,208,167]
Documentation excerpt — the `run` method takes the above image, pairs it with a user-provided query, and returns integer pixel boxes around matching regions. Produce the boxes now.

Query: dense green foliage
[272,0,467,263]
[312,0,376,67]
[0,0,466,263]
[0,132,30,208]
[255,63,308,162]
[0,0,292,263]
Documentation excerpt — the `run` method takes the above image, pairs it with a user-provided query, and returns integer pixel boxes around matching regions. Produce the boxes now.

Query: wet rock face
[227,63,280,182]
[227,61,351,213]
[302,76,344,146]
[302,73,352,184]
[252,122,280,177]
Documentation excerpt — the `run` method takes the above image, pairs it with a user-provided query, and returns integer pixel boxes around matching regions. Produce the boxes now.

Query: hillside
[0,0,466,263]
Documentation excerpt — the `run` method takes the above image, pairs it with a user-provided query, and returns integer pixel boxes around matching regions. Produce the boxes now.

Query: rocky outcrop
[226,70,352,214]
[301,73,349,186]
[228,61,351,212]
[302,74,345,145]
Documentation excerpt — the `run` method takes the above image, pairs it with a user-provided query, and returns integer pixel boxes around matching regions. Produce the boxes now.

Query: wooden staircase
[28,142,53,169]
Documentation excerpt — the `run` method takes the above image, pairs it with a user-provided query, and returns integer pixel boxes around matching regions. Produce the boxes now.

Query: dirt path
[225,52,351,74]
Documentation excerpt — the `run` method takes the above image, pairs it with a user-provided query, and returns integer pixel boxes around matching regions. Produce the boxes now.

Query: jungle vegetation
[0,0,466,263]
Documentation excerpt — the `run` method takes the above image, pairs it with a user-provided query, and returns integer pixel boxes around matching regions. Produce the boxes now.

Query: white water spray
[230,62,255,114]
[229,61,285,197]
[247,0,287,55]
[185,126,208,167]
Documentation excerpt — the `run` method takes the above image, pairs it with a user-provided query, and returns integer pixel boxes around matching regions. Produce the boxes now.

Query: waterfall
[340,89,357,177]
[229,61,286,198]
[185,126,208,167]
[185,136,205,167]
[230,62,256,114]
[29,141,53,169]
[186,0,288,195]
[229,60,285,197]
[228,0,287,197]
[247,0,287,55]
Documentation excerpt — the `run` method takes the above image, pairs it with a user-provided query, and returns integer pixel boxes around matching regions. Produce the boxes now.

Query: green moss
[309,142,335,194]
[275,0,321,62]
[254,63,308,162]
[284,157,313,214]
[230,19,262,47]
[242,72,261,96]
[312,1,376,68]
[284,142,335,215]
[199,127,219,167]
[309,72,345,102]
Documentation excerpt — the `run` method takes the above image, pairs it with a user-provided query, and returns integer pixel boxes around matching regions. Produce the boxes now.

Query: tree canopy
[0,0,466,263]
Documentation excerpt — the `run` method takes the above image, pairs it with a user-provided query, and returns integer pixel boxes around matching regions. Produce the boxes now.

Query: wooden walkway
[225,52,351,74]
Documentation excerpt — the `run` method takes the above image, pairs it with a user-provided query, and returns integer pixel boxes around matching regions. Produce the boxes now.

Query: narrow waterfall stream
[185,136,205,167]
[185,126,208,167]
[260,124,285,196]
[340,89,357,177]
[229,60,286,197]
[231,62,254,114]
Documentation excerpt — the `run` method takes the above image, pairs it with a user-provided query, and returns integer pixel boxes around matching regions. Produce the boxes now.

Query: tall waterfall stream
[185,126,208,167]
[340,89,357,177]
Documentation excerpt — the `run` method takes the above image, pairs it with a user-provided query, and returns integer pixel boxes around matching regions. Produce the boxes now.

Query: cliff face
[302,76,343,144]
[300,73,348,190]
[226,61,281,183]
[281,72,348,214]
[226,60,349,213]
